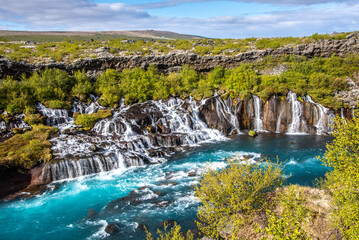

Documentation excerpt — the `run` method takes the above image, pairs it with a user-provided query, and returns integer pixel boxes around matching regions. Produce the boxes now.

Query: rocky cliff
[1,33,359,79]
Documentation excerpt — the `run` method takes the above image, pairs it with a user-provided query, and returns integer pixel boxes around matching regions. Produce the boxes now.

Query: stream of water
[0,134,332,240]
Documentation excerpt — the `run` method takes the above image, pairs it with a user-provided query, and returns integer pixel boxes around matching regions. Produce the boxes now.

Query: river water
[0,134,332,240]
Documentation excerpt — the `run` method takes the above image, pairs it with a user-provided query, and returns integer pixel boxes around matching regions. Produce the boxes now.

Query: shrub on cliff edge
[0,125,57,170]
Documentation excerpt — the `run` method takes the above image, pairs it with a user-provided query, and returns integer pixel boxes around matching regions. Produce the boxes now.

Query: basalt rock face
[198,92,337,135]
[1,35,359,79]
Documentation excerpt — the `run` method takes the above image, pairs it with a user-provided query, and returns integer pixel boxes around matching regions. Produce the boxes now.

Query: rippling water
[0,134,332,240]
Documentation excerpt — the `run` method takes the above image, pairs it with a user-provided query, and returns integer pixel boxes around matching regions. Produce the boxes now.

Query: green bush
[0,125,57,170]
[320,115,359,238]
[195,159,284,238]
[74,109,112,130]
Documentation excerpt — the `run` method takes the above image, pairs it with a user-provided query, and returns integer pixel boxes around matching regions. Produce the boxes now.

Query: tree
[195,159,284,238]
[320,115,359,239]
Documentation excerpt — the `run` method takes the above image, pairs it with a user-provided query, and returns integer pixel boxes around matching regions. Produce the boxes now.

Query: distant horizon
[0,0,358,38]
[0,29,353,40]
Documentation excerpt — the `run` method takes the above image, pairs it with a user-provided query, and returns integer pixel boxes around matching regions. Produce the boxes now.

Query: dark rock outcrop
[105,223,120,235]
[1,36,358,79]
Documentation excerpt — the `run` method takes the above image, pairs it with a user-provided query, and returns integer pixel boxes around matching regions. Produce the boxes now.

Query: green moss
[74,109,112,131]
[0,125,57,170]
[248,130,257,137]
[24,113,45,126]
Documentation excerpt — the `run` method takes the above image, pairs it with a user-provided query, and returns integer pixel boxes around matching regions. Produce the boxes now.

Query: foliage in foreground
[321,115,359,238]
[145,222,193,240]
[74,109,112,130]
[195,160,284,238]
[0,125,57,170]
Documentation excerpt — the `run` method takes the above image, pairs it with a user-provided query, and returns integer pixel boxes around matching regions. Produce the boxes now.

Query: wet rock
[62,127,77,135]
[137,186,150,191]
[88,208,96,218]
[242,155,254,159]
[158,182,178,186]
[187,170,196,177]
[152,200,171,208]
[159,219,175,228]
[153,191,163,196]
[136,223,146,231]
[105,223,120,235]
[88,144,98,152]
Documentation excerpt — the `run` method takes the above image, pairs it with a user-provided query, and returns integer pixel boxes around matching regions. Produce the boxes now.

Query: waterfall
[304,96,335,135]
[40,94,338,182]
[0,113,30,132]
[253,95,264,131]
[0,121,6,131]
[72,97,104,114]
[287,91,303,133]
[45,152,126,181]
[37,103,73,128]
[45,98,226,182]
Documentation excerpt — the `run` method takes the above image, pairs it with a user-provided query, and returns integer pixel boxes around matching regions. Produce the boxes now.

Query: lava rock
[105,223,120,235]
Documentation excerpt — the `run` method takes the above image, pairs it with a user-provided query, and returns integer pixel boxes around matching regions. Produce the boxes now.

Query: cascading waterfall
[43,98,226,182]
[37,103,73,128]
[44,152,126,181]
[0,112,30,132]
[253,95,264,131]
[287,91,303,133]
[304,96,335,135]
[34,94,338,183]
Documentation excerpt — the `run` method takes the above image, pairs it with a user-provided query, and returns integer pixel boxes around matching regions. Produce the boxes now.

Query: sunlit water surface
[0,134,332,240]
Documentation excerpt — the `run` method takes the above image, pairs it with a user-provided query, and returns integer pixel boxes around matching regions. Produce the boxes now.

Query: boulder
[105,223,119,235]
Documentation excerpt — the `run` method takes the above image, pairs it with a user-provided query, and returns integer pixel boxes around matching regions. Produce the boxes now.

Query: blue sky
[0,0,358,38]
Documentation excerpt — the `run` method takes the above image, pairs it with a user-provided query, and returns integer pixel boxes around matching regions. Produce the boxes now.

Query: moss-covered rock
[74,109,112,131]
[248,130,257,137]
[0,124,57,170]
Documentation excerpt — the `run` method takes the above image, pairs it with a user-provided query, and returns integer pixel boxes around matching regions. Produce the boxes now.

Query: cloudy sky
[0,0,358,38]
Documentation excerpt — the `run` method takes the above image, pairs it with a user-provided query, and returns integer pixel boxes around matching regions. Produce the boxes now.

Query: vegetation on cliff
[1,53,357,114]
[0,32,350,62]
[0,125,57,170]
[74,109,112,131]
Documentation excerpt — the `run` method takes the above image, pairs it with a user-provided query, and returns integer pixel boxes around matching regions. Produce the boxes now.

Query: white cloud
[0,0,149,29]
[135,0,357,9]
[0,0,358,38]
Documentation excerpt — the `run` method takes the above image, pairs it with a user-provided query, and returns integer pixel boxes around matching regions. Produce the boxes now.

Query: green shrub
[264,186,312,239]
[320,115,359,238]
[145,222,193,240]
[24,113,45,126]
[195,159,284,238]
[74,109,112,130]
[0,125,57,170]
